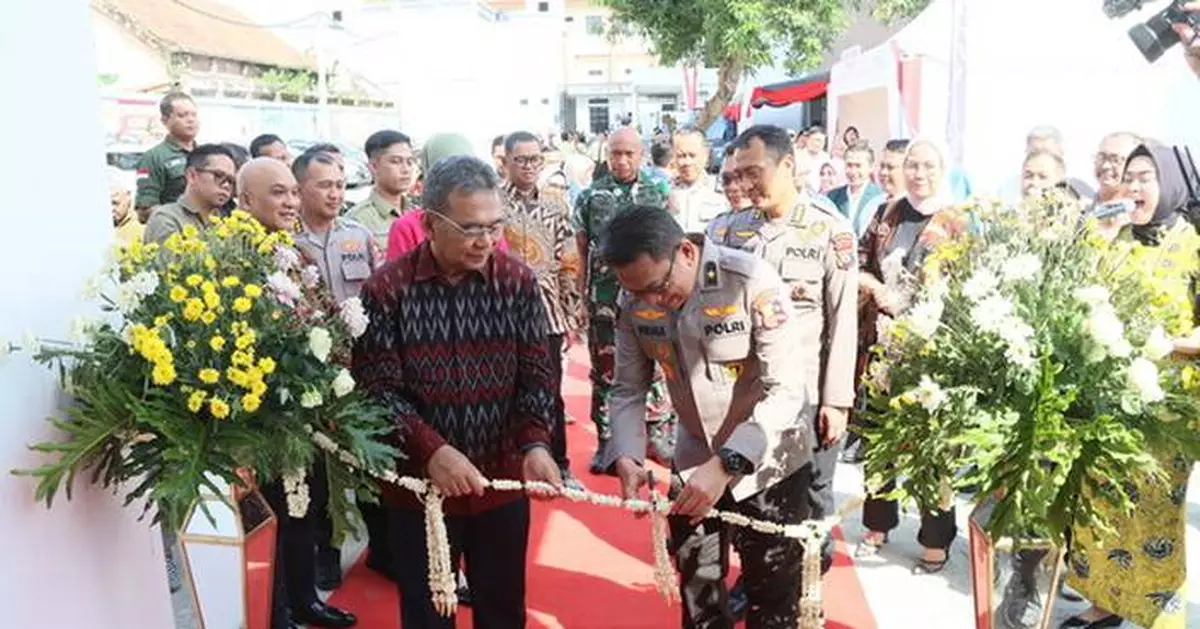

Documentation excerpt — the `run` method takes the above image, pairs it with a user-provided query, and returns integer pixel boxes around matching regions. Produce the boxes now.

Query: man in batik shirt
[500,131,583,488]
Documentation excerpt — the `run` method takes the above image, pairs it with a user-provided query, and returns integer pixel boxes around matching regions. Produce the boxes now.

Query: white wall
[957,0,1200,192]
[0,2,175,628]
[827,0,1200,194]
[91,7,171,92]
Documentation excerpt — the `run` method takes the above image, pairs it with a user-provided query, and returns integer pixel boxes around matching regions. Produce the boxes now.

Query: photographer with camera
[1110,0,1200,77]
[1175,1,1200,78]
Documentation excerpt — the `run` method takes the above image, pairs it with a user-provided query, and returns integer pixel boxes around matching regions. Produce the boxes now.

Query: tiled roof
[96,0,313,70]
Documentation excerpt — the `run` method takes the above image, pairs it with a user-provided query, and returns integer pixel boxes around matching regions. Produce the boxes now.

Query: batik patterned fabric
[352,242,554,515]
[1067,445,1190,629]
[502,183,581,336]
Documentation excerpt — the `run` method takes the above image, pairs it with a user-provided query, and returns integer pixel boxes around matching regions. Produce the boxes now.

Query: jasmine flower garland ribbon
[308,428,862,629]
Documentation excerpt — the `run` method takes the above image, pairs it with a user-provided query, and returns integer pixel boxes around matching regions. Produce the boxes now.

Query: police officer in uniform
[717,125,858,614]
[603,204,814,629]
[234,157,357,629]
[292,150,381,608]
[702,145,753,247]
[573,126,674,473]
[135,92,199,223]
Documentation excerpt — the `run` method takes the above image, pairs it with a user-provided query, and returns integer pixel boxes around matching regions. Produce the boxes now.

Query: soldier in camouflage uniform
[574,127,676,474]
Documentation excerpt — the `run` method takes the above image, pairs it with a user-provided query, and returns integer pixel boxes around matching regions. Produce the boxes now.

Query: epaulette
[717,247,758,278]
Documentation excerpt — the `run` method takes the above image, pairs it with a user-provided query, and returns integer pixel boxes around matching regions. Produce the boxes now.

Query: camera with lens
[1104,0,1200,62]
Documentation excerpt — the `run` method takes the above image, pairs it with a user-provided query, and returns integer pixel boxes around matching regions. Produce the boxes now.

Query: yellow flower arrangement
[17,208,396,535]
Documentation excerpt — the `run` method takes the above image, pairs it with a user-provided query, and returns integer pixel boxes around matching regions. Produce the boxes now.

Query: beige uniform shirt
[609,236,813,500]
[143,197,210,245]
[294,217,382,303]
[346,188,408,255]
[114,215,144,245]
[720,198,858,409]
[670,174,728,234]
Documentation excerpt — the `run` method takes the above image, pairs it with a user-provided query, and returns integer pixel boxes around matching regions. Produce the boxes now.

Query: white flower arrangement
[861,193,1200,542]
[331,369,356,398]
[308,326,332,363]
[338,297,369,339]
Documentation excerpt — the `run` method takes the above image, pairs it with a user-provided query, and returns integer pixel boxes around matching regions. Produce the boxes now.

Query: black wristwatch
[718,448,754,476]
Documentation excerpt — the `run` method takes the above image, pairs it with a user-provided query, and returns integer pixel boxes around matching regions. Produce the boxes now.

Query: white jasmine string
[308,429,862,628]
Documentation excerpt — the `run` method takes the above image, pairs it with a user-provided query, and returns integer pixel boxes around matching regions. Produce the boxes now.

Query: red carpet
[328,347,876,628]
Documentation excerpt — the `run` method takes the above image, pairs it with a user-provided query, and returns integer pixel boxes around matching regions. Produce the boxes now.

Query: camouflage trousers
[587,315,675,441]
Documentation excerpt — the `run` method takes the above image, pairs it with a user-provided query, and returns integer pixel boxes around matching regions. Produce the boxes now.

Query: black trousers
[671,466,814,629]
[389,498,530,629]
[807,423,841,572]
[262,459,330,624]
[857,416,957,551]
[547,333,570,470]
[861,475,957,551]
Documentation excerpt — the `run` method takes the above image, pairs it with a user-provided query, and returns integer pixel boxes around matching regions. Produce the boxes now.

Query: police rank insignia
[751,290,788,330]
[703,261,719,288]
[633,308,668,321]
[702,304,739,318]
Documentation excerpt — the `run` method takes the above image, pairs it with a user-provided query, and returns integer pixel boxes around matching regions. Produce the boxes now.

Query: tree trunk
[694,56,745,131]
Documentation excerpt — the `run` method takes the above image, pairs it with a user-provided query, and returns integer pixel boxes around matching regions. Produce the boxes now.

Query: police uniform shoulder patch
[832,230,856,270]
[716,248,757,278]
[751,289,789,330]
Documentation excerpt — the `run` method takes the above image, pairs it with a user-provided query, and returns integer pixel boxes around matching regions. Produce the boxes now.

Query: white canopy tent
[828,0,1200,193]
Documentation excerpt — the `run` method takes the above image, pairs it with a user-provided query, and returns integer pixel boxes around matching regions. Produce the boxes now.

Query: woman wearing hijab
[854,137,971,574]
[1063,142,1200,629]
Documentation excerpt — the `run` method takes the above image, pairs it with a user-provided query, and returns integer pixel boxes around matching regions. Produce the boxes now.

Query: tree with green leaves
[600,0,933,130]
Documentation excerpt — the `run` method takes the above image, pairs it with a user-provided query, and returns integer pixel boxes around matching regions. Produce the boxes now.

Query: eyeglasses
[1095,152,1127,167]
[426,208,507,240]
[510,155,545,168]
[197,168,235,189]
[631,245,679,297]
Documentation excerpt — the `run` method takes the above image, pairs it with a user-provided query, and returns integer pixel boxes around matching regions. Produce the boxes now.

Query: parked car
[106,142,154,172]
[705,118,738,174]
[287,140,373,188]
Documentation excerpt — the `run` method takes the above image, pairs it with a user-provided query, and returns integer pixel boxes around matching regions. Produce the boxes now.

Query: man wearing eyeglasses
[353,154,562,629]
[143,143,237,245]
[604,204,814,629]
[501,131,584,489]
[705,145,753,245]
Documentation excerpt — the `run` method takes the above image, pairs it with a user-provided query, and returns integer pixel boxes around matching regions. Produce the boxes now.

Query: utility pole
[315,8,343,139]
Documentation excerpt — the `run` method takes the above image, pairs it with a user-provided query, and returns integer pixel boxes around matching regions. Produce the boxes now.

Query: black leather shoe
[315,548,342,591]
[292,601,357,628]
[1059,614,1121,629]
[729,577,748,621]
